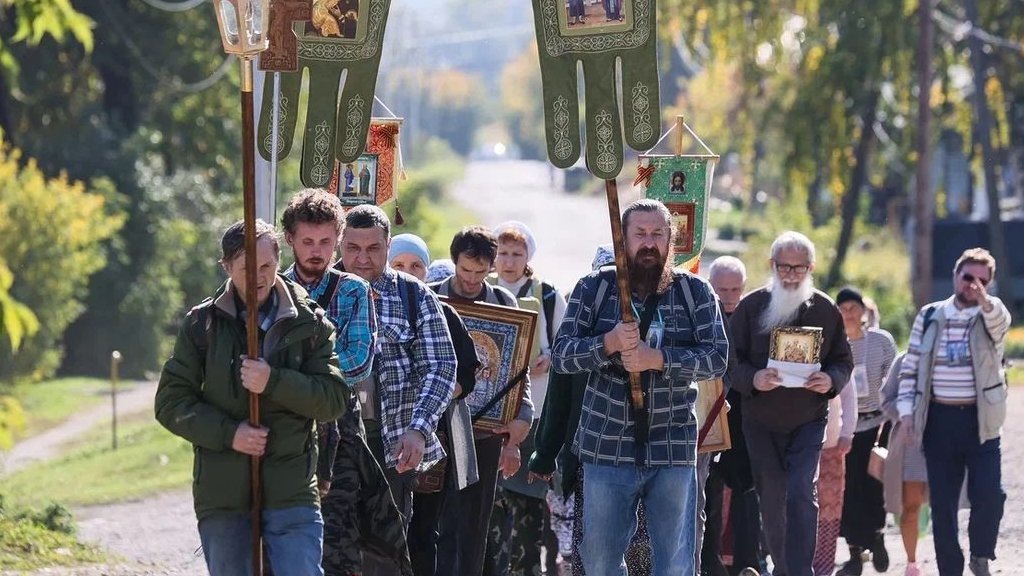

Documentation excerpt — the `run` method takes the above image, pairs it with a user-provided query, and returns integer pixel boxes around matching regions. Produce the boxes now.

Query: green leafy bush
[0,497,103,569]
[1006,326,1024,360]
[0,147,125,383]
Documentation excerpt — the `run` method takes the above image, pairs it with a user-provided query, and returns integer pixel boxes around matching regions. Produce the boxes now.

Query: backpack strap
[493,286,513,307]
[541,281,557,346]
[187,298,215,364]
[314,271,343,312]
[921,303,939,336]
[589,268,616,335]
[398,275,420,335]
[515,278,534,299]
[675,273,698,329]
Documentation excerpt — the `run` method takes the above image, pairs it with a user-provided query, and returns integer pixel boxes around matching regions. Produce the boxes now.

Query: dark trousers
[729,486,766,575]
[840,422,889,548]
[701,468,729,576]
[409,484,449,576]
[923,403,1005,576]
[744,417,826,576]
[364,421,416,576]
[438,434,504,576]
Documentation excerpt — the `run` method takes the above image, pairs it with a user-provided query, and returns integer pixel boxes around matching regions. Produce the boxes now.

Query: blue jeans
[581,462,697,576]
[923,402,1005,576]
[198,506,324,576]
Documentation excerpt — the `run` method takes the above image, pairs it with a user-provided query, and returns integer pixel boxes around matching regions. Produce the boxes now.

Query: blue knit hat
[388,234,430,268]
[592,243,615,271]
[426,258,456,283]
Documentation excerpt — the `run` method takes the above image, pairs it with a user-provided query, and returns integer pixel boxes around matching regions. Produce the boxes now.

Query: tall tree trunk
[912,0,935,309]
[965,0,1013,301]
[825,89,880,289]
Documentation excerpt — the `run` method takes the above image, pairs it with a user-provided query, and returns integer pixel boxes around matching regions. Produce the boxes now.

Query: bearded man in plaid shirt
[552,199,729,576]
[340,204,457,576]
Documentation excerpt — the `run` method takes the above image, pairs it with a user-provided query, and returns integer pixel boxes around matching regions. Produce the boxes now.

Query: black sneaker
[836,555,863,576]
[871,534,890,572]
[969,556,991,576]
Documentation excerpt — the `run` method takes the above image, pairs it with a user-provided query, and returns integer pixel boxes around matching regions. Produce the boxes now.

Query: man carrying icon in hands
[729,231,853,576]
[897,247,1011,576]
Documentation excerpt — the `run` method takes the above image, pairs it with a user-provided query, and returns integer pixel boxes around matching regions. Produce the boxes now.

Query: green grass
[0,415,192,509]
[0,511,105,570]
[8,377,138,440]
[1008,361,1023,387]
[1006,325,1024,360]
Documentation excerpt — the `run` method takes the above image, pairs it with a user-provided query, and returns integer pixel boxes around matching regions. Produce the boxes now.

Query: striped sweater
[897,296,1011,417]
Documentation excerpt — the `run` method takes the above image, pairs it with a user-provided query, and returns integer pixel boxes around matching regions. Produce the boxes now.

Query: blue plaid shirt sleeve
[660,277,729,383]
[407,288,457,438]
[332,279,377,383]
[552,274,614,374]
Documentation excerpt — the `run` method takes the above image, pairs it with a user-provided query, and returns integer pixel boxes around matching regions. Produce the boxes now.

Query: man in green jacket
[156,219,348,576]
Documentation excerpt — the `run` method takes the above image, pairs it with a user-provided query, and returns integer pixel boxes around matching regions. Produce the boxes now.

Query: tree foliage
[0,146,124,382]
[500,41,546,161]
[1,2,244,378]
[0,259,39,353]
[0,0,93,91]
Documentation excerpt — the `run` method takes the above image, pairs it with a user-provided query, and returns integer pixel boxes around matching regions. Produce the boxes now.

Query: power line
[136,0,209,13]
[102,1,233,93]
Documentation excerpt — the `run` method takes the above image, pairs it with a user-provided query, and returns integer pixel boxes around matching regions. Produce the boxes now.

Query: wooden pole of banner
[240,57,264,576]
[674,115,685,155]
[605,178,649,453]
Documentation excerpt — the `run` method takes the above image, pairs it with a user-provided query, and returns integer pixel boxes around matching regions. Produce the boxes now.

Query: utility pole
[965,0,1014,301]
[913,0,935,308]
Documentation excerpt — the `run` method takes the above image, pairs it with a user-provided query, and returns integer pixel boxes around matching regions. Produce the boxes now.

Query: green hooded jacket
[156,275,348,520]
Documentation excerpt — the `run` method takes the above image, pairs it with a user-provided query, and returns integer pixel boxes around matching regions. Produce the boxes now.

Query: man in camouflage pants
[281,190,412,575]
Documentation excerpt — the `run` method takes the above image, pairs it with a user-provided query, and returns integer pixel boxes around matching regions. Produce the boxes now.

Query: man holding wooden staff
[551,199,729,576]
[155,219,349,576]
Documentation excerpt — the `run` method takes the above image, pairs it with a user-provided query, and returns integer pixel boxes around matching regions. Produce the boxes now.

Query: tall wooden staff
[212,2,273,573]
[604,179,649,457]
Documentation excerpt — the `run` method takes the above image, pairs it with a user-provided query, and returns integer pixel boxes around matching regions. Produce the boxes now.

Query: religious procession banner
[257,0,392,189]
[638,154,717,268]
[326,118,400,206]
[530,0,661,179]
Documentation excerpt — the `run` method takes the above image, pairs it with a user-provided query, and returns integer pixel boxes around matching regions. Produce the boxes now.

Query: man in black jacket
[729,231,853,576]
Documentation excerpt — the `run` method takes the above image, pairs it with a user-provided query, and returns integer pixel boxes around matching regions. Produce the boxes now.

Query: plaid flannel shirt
[284,265,376,383]
[371,267,457,470]
[552,269,729,467]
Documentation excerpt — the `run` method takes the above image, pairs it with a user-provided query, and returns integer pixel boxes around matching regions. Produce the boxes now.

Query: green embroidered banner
[530,0,661,180]
[640,155,718,267]
[257,0,391,189]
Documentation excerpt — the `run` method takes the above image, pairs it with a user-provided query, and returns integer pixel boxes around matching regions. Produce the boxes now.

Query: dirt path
[1,381,159,475]
[0,381,202,575]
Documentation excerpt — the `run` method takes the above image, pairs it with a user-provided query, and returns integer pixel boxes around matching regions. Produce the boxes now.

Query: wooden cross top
[259,0,312,72]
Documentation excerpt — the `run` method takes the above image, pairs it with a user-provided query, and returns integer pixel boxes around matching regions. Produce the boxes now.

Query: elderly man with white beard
[729,231,854,576]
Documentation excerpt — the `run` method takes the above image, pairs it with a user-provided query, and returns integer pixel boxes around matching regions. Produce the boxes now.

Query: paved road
[449,160,643,292]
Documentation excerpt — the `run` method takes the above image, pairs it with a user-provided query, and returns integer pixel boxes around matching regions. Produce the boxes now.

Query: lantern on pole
[212,1,271,574]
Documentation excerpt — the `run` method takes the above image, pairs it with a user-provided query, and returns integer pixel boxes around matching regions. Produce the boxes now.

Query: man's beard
[295,256,329,281]
[760,273,815,332]
[628,247,672,296]
[955,291,979,308]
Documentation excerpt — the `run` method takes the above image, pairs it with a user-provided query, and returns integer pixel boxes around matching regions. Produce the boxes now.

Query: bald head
[708,256,747,314]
